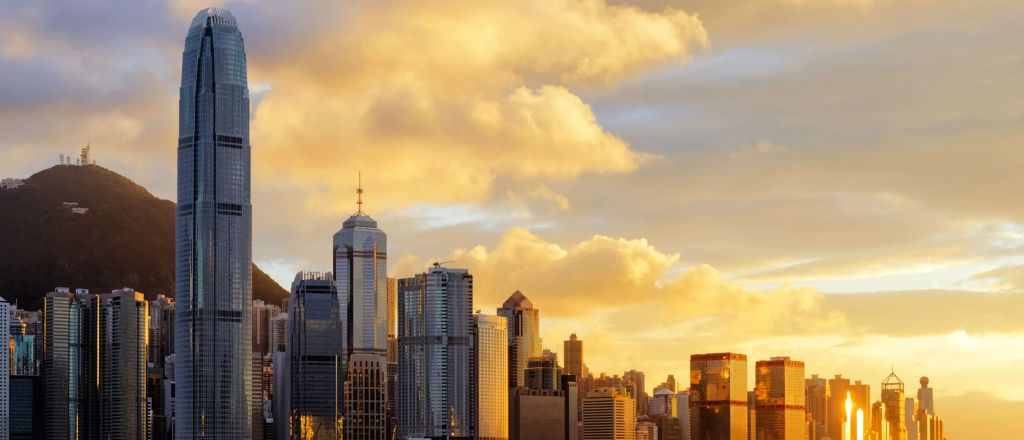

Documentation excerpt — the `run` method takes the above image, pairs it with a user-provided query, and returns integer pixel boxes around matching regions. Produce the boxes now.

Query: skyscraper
[916,377,934,415]
[148,294,175,371]
[623,369,649,417]
[334,180,388,359]
[881,371,906,440]
[397,266,474,439]
[827,375,870,440]
[525,350,563,392]
[498,291,542,388]
[175,7,253,438]
[564,333,585,437]
[582,387,636,440]
[334,180,388,439]
[473,313,509,440]
[804,375,828,440]
[689,352,748,440]
[284,272,344,440]
[753,357,806,440]
[42,289,98,440]
[99,289,149,440]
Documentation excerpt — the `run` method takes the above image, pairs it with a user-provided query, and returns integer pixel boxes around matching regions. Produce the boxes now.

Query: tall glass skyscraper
[753,356,806,440]
[472,313,509,440]
[174,7,253,439]
[498,290,542,389]
[333,191,388,358]
[689,352,748,440]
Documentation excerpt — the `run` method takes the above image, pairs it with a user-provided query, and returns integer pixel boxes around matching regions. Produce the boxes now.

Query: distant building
[636,420,658,440]
[624,369,649,417]
[916,377,934,415]
[148,294,174,370]
[880,371,907,440]
[251,299,280,353]
[675,389,692,440]
[689,353,747,440]
[98,289,149,440]
[285,272,344,440]
[9,375,40,440]
[397,266,474,439]
[498,290,542,389]
[473,314,509,440]
[42,289,99,439]
[651,388,676,417]
[526,350,563,392]
[0,178,24,190]
[269,312,288,353]
[564,333,585,433]
[828,375,870,440]
[582,386,635,440]
[804,375,828,440]
[753,357,806,440]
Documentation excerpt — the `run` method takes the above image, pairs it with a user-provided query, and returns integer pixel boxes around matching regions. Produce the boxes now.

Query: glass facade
[753,357,806,440]
[397,268,474,439]
[689,352,748,440]
[98,290,150,440]
[174,7,253,439]
[333,213,388,358]
[497,291,542,389]
[286,273,344,440]
[473,314,508,440]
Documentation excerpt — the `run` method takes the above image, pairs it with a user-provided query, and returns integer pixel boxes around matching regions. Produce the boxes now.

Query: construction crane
[432,260,455,268]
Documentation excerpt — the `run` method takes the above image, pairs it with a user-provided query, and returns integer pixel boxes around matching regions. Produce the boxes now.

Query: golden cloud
[249,0,707,214]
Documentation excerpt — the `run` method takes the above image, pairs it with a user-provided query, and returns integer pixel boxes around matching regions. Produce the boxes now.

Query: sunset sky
[2,0,1022,436]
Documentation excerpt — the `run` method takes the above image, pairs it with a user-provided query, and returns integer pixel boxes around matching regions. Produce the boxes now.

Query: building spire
[356,171,364,215]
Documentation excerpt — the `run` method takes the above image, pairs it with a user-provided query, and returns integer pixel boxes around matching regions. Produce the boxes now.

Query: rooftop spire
[356,171,364,215]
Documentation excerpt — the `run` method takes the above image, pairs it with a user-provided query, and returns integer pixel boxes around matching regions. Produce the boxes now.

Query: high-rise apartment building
[804,375,828,440]
[42,289,97,439]
[498,291,542,389]
[284,272,344,440]
[174,7,253,438]
[99,289,149,440]
[881,371,906,440]
[689,352,748,440]
[397,267,475,439]
[148,295,174,371]
[582,387,636,440]
[251,299,279,354]
[473,314,509,440]
[269,312,287,353]
[753,357,806,440]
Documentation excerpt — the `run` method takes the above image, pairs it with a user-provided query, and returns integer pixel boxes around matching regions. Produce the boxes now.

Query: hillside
[0,164,288,309]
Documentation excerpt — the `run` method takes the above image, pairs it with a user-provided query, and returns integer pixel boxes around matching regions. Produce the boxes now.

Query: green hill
[0,164,287,309]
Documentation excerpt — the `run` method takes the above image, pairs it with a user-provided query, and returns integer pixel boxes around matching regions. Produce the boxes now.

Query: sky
[1,0,1022,436]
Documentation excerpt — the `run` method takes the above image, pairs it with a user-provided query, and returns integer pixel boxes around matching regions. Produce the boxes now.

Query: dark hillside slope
[0,164,287,309]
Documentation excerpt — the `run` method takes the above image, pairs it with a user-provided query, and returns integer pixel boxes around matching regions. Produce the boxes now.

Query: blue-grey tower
[175,7,252,439]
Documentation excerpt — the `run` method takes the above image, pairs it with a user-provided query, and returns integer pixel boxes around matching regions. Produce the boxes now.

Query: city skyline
[1,0,1022,438]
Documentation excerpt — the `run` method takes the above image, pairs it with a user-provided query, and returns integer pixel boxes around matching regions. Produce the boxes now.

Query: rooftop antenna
[356,171,364,215]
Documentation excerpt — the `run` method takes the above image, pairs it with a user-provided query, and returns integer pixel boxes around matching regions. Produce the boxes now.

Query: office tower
[871,401,889,440]
[916,377,933,415]
[904,398,917,440]
[473,314,509,440]
[827,376,870,440]
[564,334,584,383]
[655,375,678,393]
[624,369,649,417]
[753,357,806,440]
[285,272,344,439]
[397,266,474,439]
[498,290,542,388]
[98,289,149,439]
[251,299,280,353]
[9,374,40,440]
[345,353,388,439]
[334,180,388,358]
[269,312,288,352]
[148,295,175,371]
[804,375,828,440]
[387,277,397,341]
[42,289,99,439]
[748,391,756,440]
[651,388,677,416]
[175,7,253,439]
[0,298,7,440]
[690,353,748,440]
[880,371,906,440]
[675,390,691,440]
[582,387,636,440]
[526,350,563,391]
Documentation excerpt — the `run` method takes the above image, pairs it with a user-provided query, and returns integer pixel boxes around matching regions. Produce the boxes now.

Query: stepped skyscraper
[174,7,253,439]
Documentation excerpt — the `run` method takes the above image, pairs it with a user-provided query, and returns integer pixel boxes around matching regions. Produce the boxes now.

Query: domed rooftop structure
[502,290,534,309]
[920,376,930,387]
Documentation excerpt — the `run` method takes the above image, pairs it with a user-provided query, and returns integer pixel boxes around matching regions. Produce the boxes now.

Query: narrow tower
[174,7,253,439]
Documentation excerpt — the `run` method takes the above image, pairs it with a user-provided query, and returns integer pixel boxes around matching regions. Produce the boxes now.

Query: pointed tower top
[356,171,364,215]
